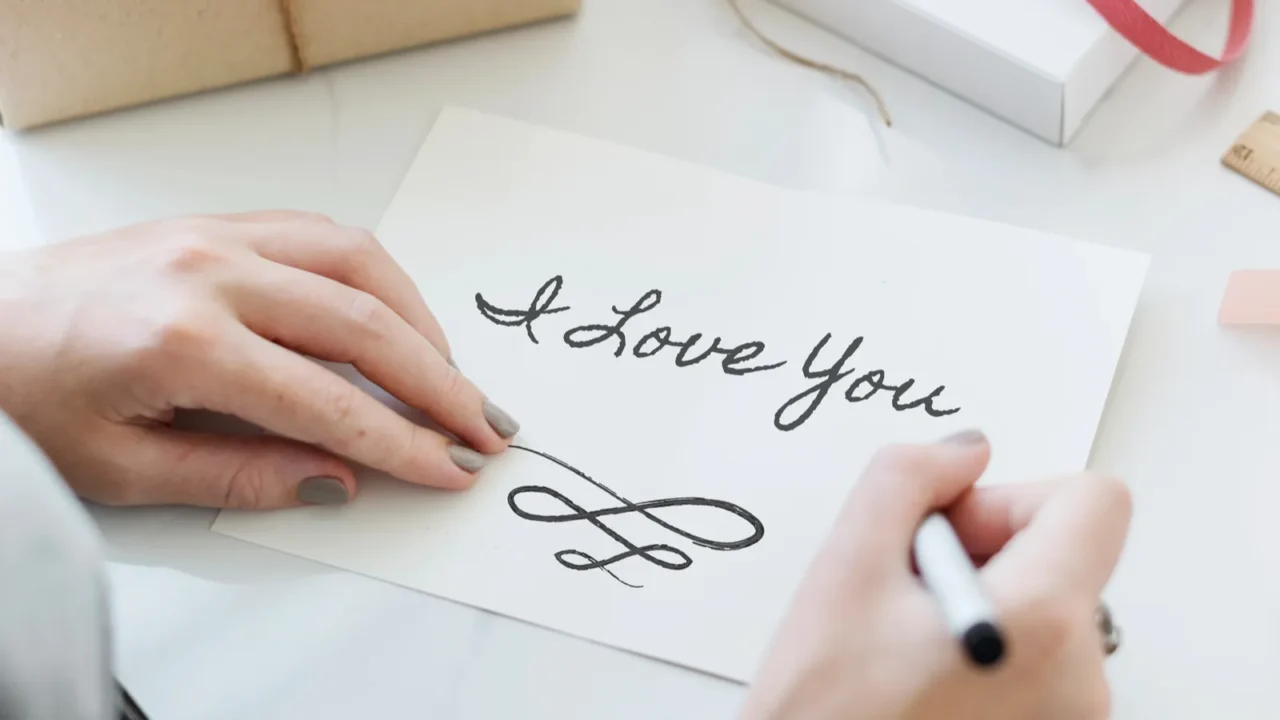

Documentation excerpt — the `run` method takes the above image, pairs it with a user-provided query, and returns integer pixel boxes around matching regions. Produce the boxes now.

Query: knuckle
[402,427,475,491]
[319,380,362,439]
[339,228,383,281]
[344,290,392,337]
[440,365,471,403]
[399,424,427,473]
[133,310,218,372]
[222,458,269,510]
[346,227,383,255]
[158,236,232,276]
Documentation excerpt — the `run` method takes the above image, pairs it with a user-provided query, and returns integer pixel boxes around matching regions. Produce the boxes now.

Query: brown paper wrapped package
[0,0,581,130]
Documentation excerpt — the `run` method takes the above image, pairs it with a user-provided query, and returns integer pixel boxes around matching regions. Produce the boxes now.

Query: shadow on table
[91,500,337,587]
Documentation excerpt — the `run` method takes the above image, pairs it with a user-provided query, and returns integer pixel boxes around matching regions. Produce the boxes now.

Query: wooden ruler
[1223,111,1280,196]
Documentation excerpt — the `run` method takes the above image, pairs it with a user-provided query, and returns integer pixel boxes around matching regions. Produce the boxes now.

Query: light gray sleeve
[0,410,115,720]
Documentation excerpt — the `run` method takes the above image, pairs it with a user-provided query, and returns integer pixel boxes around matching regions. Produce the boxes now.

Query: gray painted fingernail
[297,476,349,505]
[449,445,488,473]
[482,399,520,438]
[940,429,986,445]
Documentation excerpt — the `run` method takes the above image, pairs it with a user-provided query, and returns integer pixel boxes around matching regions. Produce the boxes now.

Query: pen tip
[963,622,1005,669]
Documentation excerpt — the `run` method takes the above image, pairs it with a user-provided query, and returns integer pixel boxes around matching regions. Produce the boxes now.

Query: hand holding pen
[739,430,1131,720]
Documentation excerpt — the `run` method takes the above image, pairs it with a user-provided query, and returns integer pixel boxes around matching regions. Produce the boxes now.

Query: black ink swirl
[475,275,570,344]
[506,445,765,588]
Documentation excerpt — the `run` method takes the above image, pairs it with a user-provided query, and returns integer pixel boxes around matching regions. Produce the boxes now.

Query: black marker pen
[913,512,1006,668]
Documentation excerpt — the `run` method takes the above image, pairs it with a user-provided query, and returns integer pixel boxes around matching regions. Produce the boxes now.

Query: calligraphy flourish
[506,445,765,588]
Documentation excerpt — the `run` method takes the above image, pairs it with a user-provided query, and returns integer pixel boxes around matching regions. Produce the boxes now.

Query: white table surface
[2,0,1279,718]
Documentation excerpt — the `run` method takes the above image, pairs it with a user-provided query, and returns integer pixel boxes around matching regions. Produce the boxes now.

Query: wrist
[0,248,45,417]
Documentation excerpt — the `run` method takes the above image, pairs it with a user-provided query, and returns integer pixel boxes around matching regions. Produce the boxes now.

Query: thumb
[107,424,358,509]
[835,429,992,568]
[981,471,1132,599]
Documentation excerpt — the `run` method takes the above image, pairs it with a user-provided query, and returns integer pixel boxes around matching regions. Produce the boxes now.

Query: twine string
[278,0,310,73]
[726,0,891,127]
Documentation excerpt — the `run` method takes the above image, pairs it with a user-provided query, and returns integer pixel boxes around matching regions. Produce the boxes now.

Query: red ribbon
[1086,0,1254,74]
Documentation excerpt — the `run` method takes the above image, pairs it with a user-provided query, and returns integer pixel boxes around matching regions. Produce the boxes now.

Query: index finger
[197,327,484,490]
[981,472,1132,598]
[226,259,514,454]
[233,215,453,361]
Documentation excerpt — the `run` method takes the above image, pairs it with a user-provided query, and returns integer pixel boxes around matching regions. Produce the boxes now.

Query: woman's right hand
[740,430,1131,720]
[0,211,520,510]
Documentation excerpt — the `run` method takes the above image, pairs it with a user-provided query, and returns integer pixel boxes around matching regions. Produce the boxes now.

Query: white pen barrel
[914,512,1003,667]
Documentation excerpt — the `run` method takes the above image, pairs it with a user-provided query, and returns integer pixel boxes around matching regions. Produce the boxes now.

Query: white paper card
[211,107,1148,683]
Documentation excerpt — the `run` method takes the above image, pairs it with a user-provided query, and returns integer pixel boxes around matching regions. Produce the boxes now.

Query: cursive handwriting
[773,334,960,431]
[506,445,765,588]
[476,275,787,377]
[474,275,570,344]
[565,287,787,376]
[475,275,961,431]
[562,288,662,357]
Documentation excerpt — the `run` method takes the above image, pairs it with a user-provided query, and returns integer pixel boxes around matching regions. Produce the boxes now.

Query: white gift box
[772,0,1190,145]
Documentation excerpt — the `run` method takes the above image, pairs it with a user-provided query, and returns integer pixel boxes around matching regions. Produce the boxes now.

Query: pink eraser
[1219,270,1280,325]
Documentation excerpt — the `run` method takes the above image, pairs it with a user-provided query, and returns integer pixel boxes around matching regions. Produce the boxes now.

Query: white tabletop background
[2,1,1278,718]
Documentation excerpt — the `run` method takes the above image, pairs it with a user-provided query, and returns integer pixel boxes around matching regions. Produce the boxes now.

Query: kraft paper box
[773,0,1190,146]
[0,0,581,131]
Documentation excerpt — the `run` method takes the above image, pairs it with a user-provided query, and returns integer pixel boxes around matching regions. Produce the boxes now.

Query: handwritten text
[475,275,960,431]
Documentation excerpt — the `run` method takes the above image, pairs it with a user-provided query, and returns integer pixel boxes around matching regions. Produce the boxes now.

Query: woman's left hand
[0,211,518,510]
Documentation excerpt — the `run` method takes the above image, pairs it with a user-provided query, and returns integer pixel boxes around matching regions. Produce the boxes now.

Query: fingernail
[482,399,520,438]
[449,445,488,473]
[940,429,986,445]
[297,476,349,505]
